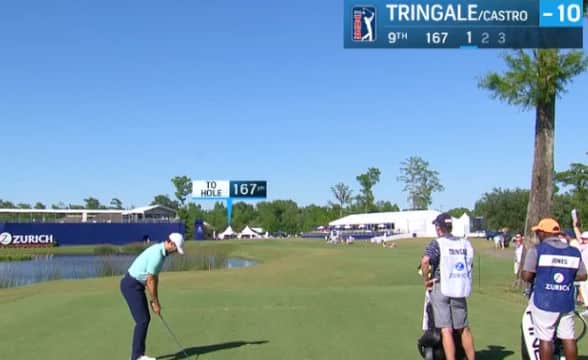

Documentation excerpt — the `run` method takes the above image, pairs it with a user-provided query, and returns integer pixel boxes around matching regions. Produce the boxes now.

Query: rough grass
[0,238,585,359]
[0,254,33,262]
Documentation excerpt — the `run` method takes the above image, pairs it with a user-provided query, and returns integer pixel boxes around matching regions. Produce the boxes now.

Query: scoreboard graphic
[344,0,584,48]
[192,180,267,199]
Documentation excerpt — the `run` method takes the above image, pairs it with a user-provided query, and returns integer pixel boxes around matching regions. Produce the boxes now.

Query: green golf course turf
[0,238,585,359]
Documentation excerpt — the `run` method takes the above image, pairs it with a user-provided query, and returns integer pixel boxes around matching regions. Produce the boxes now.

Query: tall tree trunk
[524,97,556,243]
[516,98,555,288]
[516,50,557,288]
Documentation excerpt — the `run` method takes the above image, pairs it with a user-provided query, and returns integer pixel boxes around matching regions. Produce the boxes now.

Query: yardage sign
[191,180,267,199]
[191,180,267,225]
[344,0,584,48]
[230,180,267,198]
[192,180,230,199]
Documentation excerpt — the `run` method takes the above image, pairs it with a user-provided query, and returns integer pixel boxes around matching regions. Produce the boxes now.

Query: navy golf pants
[120,273,150,360]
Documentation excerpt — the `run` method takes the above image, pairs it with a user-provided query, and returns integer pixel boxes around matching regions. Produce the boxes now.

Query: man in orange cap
[522,218,587,360]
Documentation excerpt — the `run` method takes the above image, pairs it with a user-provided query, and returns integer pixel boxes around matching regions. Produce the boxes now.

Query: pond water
[0,254,256,288]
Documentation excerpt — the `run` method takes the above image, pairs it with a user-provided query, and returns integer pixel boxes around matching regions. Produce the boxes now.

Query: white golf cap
[169,232,184,254]
[581,231,588,239]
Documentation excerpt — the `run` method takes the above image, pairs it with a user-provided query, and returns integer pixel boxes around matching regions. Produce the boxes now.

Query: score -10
[466,31,506,45]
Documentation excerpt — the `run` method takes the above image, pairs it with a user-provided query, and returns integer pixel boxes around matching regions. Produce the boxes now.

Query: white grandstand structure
[328,210,471,238]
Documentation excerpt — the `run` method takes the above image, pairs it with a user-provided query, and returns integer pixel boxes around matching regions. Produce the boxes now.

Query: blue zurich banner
[0,223,185,247]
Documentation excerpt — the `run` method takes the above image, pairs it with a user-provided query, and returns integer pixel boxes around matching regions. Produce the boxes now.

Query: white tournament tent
[218,225,236,240]
[452,213,471,237]
[251,227,265,234]
[238,226,262,239]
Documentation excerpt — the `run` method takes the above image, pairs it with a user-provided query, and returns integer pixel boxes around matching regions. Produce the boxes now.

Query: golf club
[158,313,191,358]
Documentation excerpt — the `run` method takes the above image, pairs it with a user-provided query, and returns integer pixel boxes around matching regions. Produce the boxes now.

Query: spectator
[573,218,588,316]
[493,232,504,250]
[513,233,524,275]
[420,213,476,360]
[522,218,586,360]
[502,228,512,248]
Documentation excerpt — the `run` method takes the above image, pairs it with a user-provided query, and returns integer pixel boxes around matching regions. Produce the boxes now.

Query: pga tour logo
[352,6,376,42]
[0,232,54,246]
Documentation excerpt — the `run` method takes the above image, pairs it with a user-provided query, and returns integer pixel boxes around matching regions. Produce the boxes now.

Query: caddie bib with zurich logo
[437,236,474,298]
[533,242,581,313]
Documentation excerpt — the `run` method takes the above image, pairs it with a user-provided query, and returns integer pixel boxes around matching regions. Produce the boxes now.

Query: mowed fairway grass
[0,238,586,359]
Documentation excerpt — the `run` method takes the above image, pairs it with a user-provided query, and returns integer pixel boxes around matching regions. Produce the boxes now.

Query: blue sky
[1,1,587,211]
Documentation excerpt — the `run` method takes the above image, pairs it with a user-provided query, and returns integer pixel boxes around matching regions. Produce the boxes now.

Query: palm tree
[479,50,587,273]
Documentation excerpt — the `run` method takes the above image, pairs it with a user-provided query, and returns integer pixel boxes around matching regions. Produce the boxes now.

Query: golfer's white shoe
[137,356,156,360]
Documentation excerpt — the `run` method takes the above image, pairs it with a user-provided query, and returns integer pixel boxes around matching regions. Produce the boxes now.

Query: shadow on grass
[157,340,269,360]
[476,345,514,360]
[578,356,588,360]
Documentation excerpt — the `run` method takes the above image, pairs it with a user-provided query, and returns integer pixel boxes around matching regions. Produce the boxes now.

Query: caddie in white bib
[438,236,474,298]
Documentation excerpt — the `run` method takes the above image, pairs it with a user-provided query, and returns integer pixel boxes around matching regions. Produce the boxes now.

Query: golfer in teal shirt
[128,242,169,284]
[120,233,184,360]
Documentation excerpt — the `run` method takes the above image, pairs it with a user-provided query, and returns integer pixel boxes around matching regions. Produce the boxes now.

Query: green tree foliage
[206,202,227,231]
[474,188,529,232]
[355,167,381,213]
[171,176,192,207]
[300,204,337,231]
[556,161,588,203]
[255,201,277,233]
[83,197,101,209]
[397,156,444,210]
[330,183,353,216]
[231,202,257,231]
[51,202,66,210]
[479,50,588,239]
[0,199,16,208]
[328,203,343,218]
[109,198,123,210]
[150,194,179,210]
[375,201,400,212]
[552,193,576,230]
[33,202,46,209]
[177,202,206,239]
[0,200,16,221]
[555,158,588,229]
[446,207,472,218]
[187,201,339,236]
[16,203,31,209]
[256,200,300,234]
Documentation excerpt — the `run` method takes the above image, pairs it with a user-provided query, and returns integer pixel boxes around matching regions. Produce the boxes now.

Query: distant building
[328,210,471,237]
[122,205,177,222]
[0,205,178,223]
